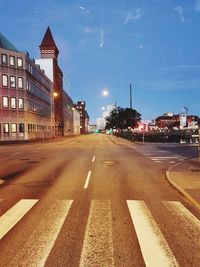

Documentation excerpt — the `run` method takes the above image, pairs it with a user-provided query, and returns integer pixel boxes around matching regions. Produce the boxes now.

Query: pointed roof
[39,27,58,50]
[0,32,18,52]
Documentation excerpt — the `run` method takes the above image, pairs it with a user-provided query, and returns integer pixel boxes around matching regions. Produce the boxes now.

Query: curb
[166,160,200,213]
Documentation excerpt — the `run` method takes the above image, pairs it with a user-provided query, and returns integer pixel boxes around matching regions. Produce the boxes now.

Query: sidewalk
[166,158,200,212]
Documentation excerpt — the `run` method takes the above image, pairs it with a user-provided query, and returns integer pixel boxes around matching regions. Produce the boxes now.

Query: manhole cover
[103,160,119,166]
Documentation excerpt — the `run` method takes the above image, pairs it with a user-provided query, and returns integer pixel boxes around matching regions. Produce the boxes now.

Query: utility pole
[130,83,133,128]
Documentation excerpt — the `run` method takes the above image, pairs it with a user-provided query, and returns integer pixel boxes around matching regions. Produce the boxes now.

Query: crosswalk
[131,145,186,164]
[0,198,200,266]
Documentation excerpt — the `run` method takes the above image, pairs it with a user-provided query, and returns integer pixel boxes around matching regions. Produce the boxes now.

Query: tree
[105,106,141,130]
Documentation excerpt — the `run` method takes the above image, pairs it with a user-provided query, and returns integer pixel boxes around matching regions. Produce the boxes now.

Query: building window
[3,123,9,133]
[11,123,17,133]
[19,123,25,133]
[2,75,8,87]
[18,98,24,109]
[1,54,8,65]
[18,77,23,89]
[11,97,16,109]
[17,58,23,68]
[10,76,16,88]
[9,56,15,66]
[3,96,9,108]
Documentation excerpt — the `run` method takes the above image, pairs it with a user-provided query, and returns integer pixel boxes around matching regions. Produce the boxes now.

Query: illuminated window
[1,54,7,65]
[9,56,15,66]
[10,76,16,88]
[18,77,23,89]
[3,123,9,133]
[17,58,23,68]
[18,98,24,109]
[2,75,8,86]
[3,96,9,108]
[11,123,17,133]
[11,97,16,109]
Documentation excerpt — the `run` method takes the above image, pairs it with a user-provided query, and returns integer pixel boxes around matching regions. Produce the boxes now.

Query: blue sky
[1,0,200,123]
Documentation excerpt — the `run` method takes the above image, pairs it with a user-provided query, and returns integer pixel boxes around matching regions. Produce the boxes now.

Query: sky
[1,0,200,123]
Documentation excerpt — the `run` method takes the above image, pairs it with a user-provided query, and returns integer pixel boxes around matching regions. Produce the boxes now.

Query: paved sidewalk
[166,158,200,211]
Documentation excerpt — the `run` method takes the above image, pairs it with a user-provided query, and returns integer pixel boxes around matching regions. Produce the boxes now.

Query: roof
[39,27,58,49]
[0,32,18,52]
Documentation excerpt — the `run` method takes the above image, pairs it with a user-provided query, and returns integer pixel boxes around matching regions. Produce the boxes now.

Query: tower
[39,26,59,60]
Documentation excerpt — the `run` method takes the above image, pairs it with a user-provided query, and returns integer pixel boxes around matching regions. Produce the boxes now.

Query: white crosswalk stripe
[131,145,186,163]
[0,199,38,240]
[0,199,200,266]
[127,200,179,267]
[8,200,73,267]
[80,200,114,267]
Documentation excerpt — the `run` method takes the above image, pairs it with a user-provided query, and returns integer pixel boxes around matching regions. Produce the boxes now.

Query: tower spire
[39,27,59,59]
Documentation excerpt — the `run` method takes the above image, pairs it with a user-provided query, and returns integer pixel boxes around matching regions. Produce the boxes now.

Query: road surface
[0,134,200,267]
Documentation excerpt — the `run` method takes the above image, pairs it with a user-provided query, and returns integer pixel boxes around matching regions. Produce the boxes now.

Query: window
[11,123,17,133]
[3,123,9,133]
[1,54,8,65]
[19,123,25,133]
[10,76,16,88]
[18,77,23,89]
[3,96,9,108]
[11,97,16,109]
[18,98,24,109]
[2,75,8,86]
[9,56,15,66]
[17,58,23,68]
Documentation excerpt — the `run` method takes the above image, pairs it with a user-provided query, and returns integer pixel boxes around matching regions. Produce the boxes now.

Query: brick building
[73,101,89,134]
[0,32,53,141]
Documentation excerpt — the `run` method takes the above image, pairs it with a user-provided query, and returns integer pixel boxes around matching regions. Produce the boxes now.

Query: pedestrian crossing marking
[80,200,115,267]
[0,199,38,240]
[127,200,180,267]
[8,200,73,267]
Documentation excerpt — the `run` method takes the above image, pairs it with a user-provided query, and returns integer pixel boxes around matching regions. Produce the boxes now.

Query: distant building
[36,27,74,136]
[72,106,80,134]
[73,101,89,134]
[0,32,53,141]
[155,112,199,129]
[96,117,105,130]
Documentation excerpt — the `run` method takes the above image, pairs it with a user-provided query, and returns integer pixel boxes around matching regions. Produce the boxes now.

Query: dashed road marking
[84,170,92,189]
[92,156,96,162]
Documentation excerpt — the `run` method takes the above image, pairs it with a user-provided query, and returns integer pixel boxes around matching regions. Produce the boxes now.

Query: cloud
[173,6,185,22]
[99,29,104,48]
[79,6,90,14]
[195,0,200,12]
[138,44,144,49]
[125,8,143,24]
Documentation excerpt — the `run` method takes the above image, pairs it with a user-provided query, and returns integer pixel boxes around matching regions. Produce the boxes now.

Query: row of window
[2,123,25,133]
[2,74,24,89]
[27,81,51,104]
[2,96,24,109]
[1,54,23,68]
[27,100,50,117]
[27,62,51,90]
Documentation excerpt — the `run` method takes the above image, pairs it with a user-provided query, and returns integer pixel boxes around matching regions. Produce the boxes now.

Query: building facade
[73,101,89,134]
[0,32,53,142]
[36,27,74,136]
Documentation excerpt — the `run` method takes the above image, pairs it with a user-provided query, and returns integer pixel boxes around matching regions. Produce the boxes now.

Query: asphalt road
[0,134,200,267]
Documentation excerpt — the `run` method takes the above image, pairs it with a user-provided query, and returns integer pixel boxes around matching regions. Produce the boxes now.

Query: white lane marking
[154,161,162,163]
[84,170,92,189]
[92,156,96,162]
[0,199,38,240]
[80,200,114,267]
[127,200,179,267]
[9,200,73,267]
[0,179,4,185]
[163,201,200,230]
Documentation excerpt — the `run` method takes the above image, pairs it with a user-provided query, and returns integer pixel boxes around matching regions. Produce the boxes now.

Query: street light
[102,89,109,96]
